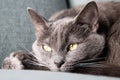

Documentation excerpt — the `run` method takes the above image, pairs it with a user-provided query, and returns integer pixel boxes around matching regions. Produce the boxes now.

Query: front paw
[2,51,25,69]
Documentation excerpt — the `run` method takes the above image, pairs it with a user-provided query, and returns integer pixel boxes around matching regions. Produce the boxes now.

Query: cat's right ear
[27,7,48,38]
[74,1,99,32]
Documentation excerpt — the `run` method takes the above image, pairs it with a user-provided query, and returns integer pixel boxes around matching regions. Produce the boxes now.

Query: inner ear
[27,7,48,38]
[75,1,99,32]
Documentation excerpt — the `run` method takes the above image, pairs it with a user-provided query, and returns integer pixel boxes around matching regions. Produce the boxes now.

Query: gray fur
[2,1,120,74]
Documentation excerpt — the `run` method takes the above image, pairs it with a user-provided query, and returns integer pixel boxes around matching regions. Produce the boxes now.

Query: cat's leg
[2,51,35,69]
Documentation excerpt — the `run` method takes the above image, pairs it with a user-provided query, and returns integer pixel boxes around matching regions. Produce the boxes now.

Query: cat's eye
[42,45,52,52]
[69,43,78,51]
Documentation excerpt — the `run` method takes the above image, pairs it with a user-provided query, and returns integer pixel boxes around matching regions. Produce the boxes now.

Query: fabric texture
[0,0,67,67]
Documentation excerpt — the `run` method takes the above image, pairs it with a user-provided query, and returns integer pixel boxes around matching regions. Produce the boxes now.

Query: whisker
[78,57,106,63]
[29,61,46,67]
[75,62,103,67]
[17,44,39,60]
[17,44,36,57]
[62,62,104,71]
[17,44,48,67]
[23,59,46,67]
[67,57,106,66]
[17,44,31,53]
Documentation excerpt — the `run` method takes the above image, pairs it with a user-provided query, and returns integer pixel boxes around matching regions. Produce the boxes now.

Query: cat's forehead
[49,17,74,40]
[51,17,73,28]
[44,18,74,47]
[48,17,91,39]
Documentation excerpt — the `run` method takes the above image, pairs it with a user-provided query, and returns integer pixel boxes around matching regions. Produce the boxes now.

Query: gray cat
[2,1,120,77]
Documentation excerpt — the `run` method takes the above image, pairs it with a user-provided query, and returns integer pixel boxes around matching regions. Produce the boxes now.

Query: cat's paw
[2,56,24,69]
[2,51,25,69]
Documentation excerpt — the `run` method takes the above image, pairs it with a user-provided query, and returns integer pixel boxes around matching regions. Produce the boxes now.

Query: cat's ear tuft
[27,7,48,38]
[75,1,99,32]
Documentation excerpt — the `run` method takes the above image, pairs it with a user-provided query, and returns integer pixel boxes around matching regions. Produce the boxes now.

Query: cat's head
[27,1,105,71]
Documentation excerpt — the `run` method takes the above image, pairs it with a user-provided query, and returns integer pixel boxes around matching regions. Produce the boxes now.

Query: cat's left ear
[74,1,99,32]
[27,7,48,38]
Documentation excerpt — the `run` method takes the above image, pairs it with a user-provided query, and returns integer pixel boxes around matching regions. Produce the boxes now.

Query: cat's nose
[54,61,64,68]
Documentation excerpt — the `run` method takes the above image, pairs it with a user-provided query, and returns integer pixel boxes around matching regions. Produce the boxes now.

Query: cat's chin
[50,68,71,72]
[60,67,73,72]
[49,65,72,72]
[49,66,60,72]
[59,64,74,72]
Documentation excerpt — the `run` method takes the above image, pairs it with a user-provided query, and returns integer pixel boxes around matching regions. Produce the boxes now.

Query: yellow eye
[69,43,78,51]
[42,45,52,52]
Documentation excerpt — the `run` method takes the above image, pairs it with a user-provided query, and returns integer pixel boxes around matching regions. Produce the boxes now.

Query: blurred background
[69,0,120,7]
[0,0,119,67]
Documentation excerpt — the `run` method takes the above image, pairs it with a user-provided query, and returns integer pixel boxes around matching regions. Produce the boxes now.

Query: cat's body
[2,1,120,77]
